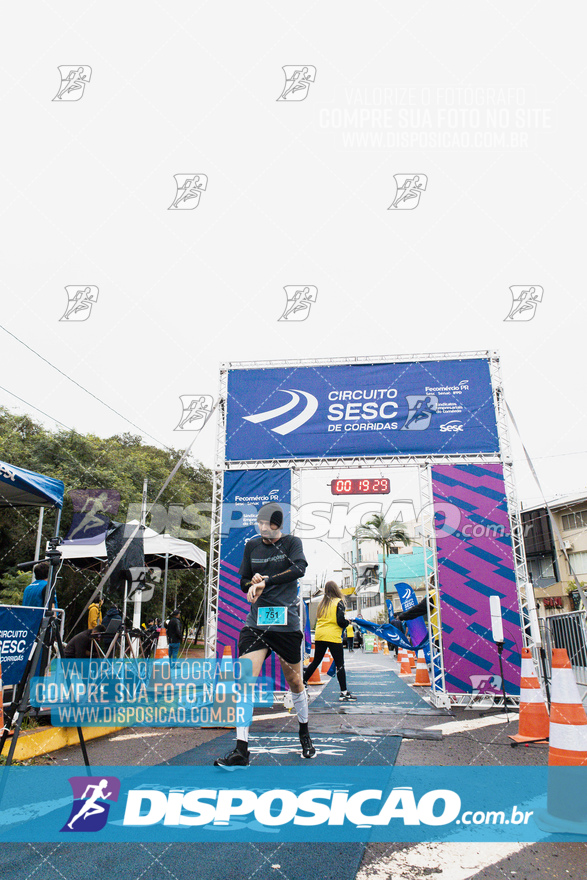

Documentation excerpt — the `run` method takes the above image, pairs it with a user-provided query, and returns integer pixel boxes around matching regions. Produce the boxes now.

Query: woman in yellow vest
[303,581,357,702]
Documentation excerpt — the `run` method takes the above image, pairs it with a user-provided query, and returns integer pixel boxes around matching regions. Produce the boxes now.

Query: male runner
[214,501,315,767]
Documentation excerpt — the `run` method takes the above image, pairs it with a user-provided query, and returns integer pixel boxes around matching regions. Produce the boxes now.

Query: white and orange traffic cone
[536,648,587,835]
[321,655,332,675]
[546,648,587,766]
[399,650,412,675]
[408,651,416,670]
[154,627,169,659]
[306,665,323,686]
[373,640,380,654]
[413,651,431,687]
[222,644,232,658]
[383,641,389,655]
[508,647,549,746]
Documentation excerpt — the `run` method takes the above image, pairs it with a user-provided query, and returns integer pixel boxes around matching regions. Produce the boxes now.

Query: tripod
[0,541,90,768]
[92,623,147,660]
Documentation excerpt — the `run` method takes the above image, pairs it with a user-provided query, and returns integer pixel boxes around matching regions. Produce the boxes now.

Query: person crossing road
[214,502,316,767]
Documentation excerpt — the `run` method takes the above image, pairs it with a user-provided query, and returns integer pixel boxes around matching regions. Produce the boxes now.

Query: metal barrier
[545,611,587,687]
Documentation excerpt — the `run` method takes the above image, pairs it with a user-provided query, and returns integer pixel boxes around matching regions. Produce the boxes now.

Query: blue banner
[395,582,430,661]
[225,359,498,461]
[217,469,293,690]
[354,617,413,651]
[0,765,583,842]
[0,605,44,686]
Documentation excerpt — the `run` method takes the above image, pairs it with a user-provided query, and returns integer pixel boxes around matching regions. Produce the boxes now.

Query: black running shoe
[299,730,316,759]
[339,691,357,702]
[213,747,249,769]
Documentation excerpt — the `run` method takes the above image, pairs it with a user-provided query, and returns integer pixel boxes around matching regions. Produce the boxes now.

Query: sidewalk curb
[1,725,126,761]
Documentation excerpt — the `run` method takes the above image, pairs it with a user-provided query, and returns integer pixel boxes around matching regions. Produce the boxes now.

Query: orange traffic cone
[307,665,323,685]
[536,648,587,835]
[321,655,332,674]
[373,640,380,654]
[508,648,549,745]
[383,641,389,655]
[222,644,232,658]
[399,650,412,675]
[408,651,416,670]
[154,627,169,659]
[547,648,587,766]
[413,651,431,687]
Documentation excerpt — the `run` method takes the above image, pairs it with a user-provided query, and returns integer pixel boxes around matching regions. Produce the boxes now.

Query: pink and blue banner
[431,464,521,696]
[217,468,292,690]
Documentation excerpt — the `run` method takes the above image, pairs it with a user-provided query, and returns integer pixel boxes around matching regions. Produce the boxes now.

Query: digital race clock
[330,478,390,496]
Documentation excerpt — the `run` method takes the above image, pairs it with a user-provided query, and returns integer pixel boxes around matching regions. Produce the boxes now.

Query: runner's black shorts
[238,627,303,664]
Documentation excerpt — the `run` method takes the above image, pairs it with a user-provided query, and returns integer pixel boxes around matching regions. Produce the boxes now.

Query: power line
[0,323,169,449]
[0,384,73,431]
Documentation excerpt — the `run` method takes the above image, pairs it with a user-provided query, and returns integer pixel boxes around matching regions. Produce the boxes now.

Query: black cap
[257,502,283,529]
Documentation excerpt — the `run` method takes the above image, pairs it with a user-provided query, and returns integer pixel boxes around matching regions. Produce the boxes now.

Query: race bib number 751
[257,606,288,626]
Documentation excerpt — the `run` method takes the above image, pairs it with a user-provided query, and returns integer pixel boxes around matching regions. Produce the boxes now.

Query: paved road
[2,650,584,879]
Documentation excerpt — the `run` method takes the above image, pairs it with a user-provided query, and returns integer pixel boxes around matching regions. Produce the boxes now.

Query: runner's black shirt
[239,534,307,632]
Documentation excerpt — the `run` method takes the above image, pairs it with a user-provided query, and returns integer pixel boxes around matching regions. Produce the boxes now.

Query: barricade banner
[0,605,44,686]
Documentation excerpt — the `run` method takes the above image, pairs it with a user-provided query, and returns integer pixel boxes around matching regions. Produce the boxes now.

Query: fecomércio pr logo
[61,776,121,833]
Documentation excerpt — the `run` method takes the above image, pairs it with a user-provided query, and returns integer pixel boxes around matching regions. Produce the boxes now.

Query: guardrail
[539,611,587,688]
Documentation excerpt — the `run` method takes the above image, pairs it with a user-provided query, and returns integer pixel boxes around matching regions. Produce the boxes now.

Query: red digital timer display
[330,478,390,496]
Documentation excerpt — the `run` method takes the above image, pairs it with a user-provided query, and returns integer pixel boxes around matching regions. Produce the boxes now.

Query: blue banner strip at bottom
[1,766,587,842]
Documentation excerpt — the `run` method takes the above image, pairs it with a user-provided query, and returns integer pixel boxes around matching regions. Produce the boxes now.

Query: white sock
[236,727,249,743]
[291,689,309,724]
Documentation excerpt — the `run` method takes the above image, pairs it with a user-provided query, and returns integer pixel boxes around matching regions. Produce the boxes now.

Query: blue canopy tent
[0,460,64,510]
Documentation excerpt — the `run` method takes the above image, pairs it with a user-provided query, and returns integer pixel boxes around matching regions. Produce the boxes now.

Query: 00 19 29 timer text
[330,478,390,496]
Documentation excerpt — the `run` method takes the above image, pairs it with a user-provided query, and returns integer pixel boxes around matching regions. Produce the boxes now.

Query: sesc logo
[440,421,464,433]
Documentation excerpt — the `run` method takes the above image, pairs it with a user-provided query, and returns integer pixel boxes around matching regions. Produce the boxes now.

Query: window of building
[568,550,587,577]
[561,509,587,532]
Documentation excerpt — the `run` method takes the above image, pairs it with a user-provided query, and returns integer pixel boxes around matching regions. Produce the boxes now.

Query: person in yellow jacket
[303,581,357,702]
[87,598,103,630]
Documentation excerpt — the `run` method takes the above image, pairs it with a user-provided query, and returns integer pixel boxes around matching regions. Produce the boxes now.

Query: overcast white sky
[1,3,585,577]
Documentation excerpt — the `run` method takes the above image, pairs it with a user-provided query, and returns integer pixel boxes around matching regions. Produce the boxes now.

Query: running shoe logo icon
[61,776,120,833]
[243,389,318,436]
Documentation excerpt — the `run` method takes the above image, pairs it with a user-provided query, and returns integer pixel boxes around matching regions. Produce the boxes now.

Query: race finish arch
[205,351,531,707]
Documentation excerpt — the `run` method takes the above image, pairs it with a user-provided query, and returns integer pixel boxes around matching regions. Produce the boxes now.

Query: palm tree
[354,514,411,599]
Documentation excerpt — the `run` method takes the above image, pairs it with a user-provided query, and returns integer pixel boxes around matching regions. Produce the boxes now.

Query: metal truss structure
[204,351,527,707]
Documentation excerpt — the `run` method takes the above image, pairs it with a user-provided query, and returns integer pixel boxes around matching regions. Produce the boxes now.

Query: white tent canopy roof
[57,520,206,570]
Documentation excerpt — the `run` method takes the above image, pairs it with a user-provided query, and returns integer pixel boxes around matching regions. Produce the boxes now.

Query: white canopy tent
[57,521,206,571]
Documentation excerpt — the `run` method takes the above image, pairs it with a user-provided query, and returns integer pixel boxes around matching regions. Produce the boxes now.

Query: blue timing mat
[311,667,442,715]
[167,730,402,767]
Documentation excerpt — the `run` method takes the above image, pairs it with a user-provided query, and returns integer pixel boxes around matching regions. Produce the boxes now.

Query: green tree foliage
[0,407,212,637]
